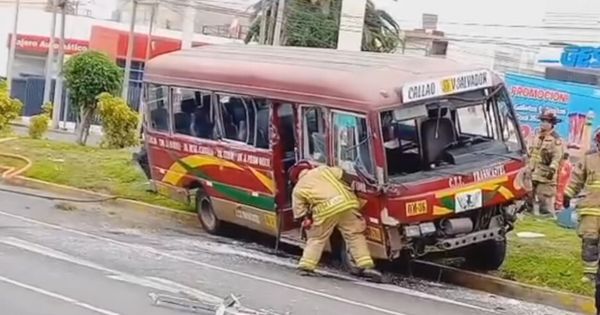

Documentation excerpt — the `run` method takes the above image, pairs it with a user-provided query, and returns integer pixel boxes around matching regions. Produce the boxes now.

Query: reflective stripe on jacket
[565,151,600,216]
[292,166,360,224]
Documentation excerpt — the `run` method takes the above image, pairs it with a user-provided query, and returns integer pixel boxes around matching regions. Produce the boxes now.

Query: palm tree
[244,0,402,53]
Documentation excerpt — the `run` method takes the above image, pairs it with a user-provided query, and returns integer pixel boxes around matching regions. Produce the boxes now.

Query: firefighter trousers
[532,181,556,215]
[578,215,600,276]
[298,210,374,271]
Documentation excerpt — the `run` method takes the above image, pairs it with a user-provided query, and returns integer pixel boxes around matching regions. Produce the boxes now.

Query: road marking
[0,237,222,303]
[0,275,120,315]
[0,210,494,315]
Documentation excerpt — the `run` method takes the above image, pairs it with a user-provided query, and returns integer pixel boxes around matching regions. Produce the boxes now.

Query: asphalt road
[0,184,582,315]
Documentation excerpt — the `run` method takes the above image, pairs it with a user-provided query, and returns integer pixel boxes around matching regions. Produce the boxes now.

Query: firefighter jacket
[565,151,600,216]
[292,166,360,225]
[528,129,563,184]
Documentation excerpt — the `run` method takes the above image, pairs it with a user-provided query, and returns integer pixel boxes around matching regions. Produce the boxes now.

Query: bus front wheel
[196,189,223,235]
[464,239,507,271]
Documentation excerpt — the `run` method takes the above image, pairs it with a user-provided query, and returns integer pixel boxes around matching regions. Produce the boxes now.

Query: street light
[42,0,59,106]
[6,0,21,90]
[51,0,67,129]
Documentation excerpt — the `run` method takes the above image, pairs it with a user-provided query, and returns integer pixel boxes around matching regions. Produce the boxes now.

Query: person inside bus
[150,101,169,131]
[174,97,196,136]
[193,94,215,139]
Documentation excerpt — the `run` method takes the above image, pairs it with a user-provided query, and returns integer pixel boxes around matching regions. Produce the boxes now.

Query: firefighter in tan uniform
[563,133,600,314]
[289,161,382,282]
[528,112,564,216]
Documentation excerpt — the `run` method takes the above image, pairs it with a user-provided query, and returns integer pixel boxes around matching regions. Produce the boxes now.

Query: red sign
[8,34,89,55]
[90,26,181,61]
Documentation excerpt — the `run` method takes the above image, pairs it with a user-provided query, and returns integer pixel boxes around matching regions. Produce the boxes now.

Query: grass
[0,136,592,296]
[0,137,188,211]
[501,215,592,296]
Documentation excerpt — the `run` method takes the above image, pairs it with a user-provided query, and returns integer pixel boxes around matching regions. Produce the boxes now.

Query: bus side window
[172,88,217,140]
[332,112,374,175]
[302,106,327,163]
[145,84,169,132]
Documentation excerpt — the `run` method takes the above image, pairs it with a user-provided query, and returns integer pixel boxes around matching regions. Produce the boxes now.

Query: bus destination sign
[402,70,493,103]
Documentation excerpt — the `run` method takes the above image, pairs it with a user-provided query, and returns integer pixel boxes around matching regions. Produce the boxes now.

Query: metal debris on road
[149,292,289,315]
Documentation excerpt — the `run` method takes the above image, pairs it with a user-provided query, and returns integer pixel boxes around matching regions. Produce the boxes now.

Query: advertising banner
[505,73,600,158]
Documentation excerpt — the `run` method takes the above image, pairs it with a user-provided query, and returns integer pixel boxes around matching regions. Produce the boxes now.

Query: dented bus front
[369,70,528,269]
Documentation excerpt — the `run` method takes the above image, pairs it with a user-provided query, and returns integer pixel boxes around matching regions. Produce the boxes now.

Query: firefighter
[563,133,600,314]
[289,161,382,282]
[528,111,564,216]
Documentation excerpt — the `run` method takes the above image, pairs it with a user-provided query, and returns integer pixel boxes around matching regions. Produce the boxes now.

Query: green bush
[0,80,23,133]
[28,103,53,139]
[97,93,139,149]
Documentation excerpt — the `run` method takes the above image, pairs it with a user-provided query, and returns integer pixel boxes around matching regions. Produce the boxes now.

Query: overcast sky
[91,0,600,25]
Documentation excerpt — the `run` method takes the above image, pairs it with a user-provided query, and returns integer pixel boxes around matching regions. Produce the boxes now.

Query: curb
[3,174,195,219]
[0,173,595,314]
[414,260,595,314]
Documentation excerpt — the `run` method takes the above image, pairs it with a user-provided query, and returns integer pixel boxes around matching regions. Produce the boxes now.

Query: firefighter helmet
[289,160,313,184]
[538,111,561,124]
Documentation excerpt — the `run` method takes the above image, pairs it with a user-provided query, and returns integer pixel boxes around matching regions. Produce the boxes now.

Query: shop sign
[538,46,600,69]
[8,34,89,55]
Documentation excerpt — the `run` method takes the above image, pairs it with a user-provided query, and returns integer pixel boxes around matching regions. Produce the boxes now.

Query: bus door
[271,102,299,232]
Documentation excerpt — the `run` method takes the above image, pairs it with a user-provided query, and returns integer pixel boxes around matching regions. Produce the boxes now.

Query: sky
[90,0,600,25]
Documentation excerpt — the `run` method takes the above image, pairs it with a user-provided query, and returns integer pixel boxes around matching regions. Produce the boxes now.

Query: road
[0,184,581,315]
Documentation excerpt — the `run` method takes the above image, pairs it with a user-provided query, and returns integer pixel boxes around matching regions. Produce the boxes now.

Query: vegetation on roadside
[245,0,402,52]
[63,50,123,146]
[0,137,592,297]
[28,102,53,139]
[501,215,592,296]
[0,80,23,133]
[0,138,187,211]
[97,93,139,149]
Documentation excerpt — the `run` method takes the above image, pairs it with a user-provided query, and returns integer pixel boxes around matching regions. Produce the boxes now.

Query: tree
[63,51,123,145]
[245,0,402,53]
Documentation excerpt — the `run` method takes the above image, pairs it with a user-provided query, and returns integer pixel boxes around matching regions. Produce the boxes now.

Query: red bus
[141,44,528,271]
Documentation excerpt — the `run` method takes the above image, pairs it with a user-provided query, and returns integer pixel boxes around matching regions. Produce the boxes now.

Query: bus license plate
[455,189,483,213]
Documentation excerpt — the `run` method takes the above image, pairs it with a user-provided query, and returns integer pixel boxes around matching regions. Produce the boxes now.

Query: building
[0,6,241,117]
[114,0,251,39]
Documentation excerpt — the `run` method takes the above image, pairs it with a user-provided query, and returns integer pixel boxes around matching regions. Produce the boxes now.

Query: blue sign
[505,73,600,155]
[538,46,600,69]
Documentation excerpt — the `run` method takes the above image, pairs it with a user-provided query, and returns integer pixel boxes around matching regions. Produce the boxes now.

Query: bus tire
[196,189,223,235]
[465,239,507,271]
[334,235,361,276]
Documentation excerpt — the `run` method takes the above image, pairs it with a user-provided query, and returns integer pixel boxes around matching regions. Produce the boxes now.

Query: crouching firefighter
[563,133,600,313]
[289,161,382,282]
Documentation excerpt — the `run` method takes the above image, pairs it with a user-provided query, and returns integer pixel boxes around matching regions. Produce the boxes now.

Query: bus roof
[144,44,502,111]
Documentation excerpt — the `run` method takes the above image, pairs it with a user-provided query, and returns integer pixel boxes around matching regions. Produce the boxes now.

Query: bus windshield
[381,88,523,181]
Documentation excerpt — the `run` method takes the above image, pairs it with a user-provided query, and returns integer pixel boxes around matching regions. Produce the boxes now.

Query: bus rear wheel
[196,189,223,235]
[464,239,507,271]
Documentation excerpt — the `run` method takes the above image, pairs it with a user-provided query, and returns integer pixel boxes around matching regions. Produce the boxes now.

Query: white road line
[0,210,494,315]
[0,237,222,303]
[0,275,120,315]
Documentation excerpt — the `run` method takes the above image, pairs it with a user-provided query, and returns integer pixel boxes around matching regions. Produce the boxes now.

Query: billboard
[505,73,600,158]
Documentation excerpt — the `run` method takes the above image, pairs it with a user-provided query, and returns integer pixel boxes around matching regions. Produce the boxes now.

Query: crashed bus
[141,44,528,271]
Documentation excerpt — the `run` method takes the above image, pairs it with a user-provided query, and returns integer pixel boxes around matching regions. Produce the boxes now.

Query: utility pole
[181,0,195,49]
[6,0,21,90]
[138,1,156,134]
[272,0,285,46]
[51,0,67,129]
[337,0,367,51]
[122,0,138,101]
[42,0,59,105]
[258,0,268,44]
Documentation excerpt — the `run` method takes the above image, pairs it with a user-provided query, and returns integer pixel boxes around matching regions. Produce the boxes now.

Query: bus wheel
[464,239,507,271]
[196,189,222,235]
[335,236,361,276]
